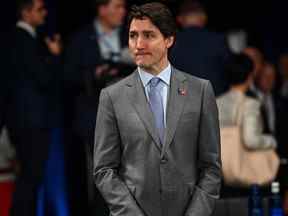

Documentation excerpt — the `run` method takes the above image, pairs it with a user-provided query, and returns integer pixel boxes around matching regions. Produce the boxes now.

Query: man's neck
[97,19,115,34]
[231,83,249,93]
[140,61,170,76]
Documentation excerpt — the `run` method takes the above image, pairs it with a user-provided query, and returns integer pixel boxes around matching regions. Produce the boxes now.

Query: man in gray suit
[93,2,221,216]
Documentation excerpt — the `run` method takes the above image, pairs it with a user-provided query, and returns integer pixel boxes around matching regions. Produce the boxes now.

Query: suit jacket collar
[16,21,37,38]
[126,67,186,90]
[126,67,187,155]
[87,22,127,48]
[163,67,187,156]
[138,64,172,87]
[126,70,162,151]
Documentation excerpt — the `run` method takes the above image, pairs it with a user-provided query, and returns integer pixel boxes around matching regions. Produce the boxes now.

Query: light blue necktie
[149,77,165,145]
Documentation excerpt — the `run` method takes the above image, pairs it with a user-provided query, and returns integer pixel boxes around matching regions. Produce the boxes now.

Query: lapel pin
[178,88,187,96]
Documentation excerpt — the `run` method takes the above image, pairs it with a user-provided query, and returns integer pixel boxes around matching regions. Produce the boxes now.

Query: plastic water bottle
[269,182,284,216]
[249,184,264,216]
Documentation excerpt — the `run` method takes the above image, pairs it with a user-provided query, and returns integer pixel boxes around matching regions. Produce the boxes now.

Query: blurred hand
[45,34,62,56]
[95,64,109,78]
[108,68,119,77]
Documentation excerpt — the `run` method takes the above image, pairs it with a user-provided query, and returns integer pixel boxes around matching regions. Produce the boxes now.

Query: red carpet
[0,178,14,216]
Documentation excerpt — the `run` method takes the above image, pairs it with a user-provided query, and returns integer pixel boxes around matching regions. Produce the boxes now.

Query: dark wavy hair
[16,0,34,19]
[225,53,254,85]
[127,2,176,39]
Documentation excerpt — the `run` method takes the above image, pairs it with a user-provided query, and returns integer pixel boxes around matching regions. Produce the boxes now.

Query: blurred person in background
[63,0,133,215]
[63,0,132,149]
[217,54,276,155]
[0,20,14,179]
[242,48,282,148]
[170,0,231,96]
[8,0,62,215]
[251,62,288,181]
[245,60,287,158]
[243,46,265,97]
[254,62,277,135]
[214,54,277,216]
[278,54,288,100]
[274,56,288,208]
[276,55,288,158]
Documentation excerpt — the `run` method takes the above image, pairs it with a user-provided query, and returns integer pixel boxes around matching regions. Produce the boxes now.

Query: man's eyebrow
[129,30,154,34]
[142,30,154,34]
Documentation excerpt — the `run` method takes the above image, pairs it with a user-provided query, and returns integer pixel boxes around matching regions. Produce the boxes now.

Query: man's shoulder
[101,72,135,96]
[14,27,34,41]
[102,68,210,95]
[69,24,95,43]
[10,28,35,52]
[174,67,209,86]
[174,68,215,97]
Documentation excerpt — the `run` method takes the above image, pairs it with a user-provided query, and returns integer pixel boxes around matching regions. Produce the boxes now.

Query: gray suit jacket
[93,67,221,216]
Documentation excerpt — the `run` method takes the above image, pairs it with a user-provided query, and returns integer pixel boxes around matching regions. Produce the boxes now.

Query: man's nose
[136,37,146,49]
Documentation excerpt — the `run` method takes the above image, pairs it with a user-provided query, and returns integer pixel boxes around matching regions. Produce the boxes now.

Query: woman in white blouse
[217,53,276,150]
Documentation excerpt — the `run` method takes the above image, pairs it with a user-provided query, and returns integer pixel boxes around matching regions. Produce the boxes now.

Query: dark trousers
[9,127,50,216]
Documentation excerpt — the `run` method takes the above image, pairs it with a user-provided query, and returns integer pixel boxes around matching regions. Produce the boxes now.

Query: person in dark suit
[64,0,133,144]
[93,3,221,216]
[254,63,277,135]
[0,33,9,130]
[63,0,133,214]
[8,0,62,215]
[170,0,230,96]
[243,47,265,98]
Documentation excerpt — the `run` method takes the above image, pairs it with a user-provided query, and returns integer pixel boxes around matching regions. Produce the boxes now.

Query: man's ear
[166,36,175,49]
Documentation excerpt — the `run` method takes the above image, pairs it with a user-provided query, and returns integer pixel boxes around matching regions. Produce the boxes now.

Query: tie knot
[150,77,161,88]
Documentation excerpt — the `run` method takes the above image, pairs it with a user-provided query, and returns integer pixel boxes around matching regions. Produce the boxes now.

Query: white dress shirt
[138,64,172,127]
[94,20,121,62]
[16,21,37,38]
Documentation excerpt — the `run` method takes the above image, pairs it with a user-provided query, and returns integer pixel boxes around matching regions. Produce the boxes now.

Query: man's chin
[136,62,150,68]
[37,21,46,27]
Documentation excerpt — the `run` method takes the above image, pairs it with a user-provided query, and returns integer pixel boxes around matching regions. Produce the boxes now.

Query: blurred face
[258,64,275,93]
[243,47,264,78]
[129,17,174,74]
[23,0,47,27]
[177,12,207,28]
[99,0,126,28]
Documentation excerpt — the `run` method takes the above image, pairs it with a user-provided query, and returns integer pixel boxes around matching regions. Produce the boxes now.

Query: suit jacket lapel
[126,71,162,152]
[162,68,187,157]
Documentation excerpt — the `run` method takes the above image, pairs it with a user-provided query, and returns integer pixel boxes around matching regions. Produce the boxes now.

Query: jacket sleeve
[242,100,277,149]
[93,89,146,216]
[185,81,222,216]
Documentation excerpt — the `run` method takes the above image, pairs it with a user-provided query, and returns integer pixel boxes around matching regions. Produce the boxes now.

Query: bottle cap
[271,182,280,194]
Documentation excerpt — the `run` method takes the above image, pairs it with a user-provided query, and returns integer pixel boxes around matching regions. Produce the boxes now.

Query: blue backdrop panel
[37,128,69,216]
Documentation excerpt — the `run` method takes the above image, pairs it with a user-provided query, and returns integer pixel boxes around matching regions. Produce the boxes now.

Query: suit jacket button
[161,158,168,164]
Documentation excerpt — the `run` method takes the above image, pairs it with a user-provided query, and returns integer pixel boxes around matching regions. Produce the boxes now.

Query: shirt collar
[16,21,37,38]
[94,20,119,38]
[138,63,172,87]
